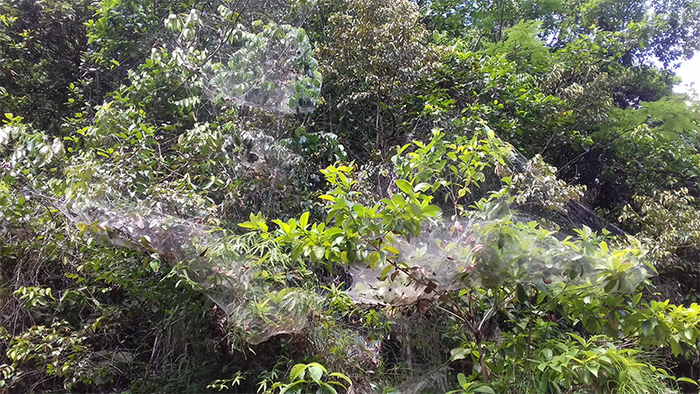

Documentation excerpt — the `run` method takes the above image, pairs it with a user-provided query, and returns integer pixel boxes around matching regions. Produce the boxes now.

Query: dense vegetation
[2,0,700,392]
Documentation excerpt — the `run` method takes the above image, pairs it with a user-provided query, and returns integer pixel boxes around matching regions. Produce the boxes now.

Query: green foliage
[311,0,442,156]
[266,362,351,394]
[207,371,246,391]
[392,127,512,218]
[446,373,495,394]
[2,321,113,391]
[414,49,572,158]
[239,130,697,392]
[599,97,700,197]
[0,0,91,134]
[620,189,700,265]
[483,21,549,73]
[619,188,700,304]
[509,154,587,217]
[2,0,700,393]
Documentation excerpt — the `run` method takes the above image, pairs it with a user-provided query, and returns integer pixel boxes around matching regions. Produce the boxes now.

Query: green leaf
[280,380,305,394]
[380,265,393,280]
[396,179,413,195]
[457,373,468,387]
[450,347,469,361]
[669,337,683,356]
[238,222,257,229]
[300,212,310,228]
[538,372,549,393]
[676,377,698,385]
[383,245,400,255]
[516,284,528,304]
[328,372,351,384]
[421,205,441,217]
[582,367,592,384]
[415,182,432,192]
[603,278,618,293]
[275,220,291,235]
[290,364,307,381]
[352,204,365,217]
[474,386,495,394]
[409,203,422,217]
[654,324,665,342]
[312,246,325,261]
[368,252,380,270]
[542,348,552,360]
[292,245,302,261]
[585,319,601,333]
[631,292,642,306]
[585,361,600,377]
[684,328,694,341]
[308,365,323,383]
[391,193,406,206]
[318,382,338,394]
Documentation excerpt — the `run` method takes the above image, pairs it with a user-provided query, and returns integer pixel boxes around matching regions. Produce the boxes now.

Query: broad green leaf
[516,284,528,304]
[669,337,683,356]
[396,179,413,195]
[312,246,325,261]
[380,265,393,280]
[450,347,469,361]
[290,364,307,381]
[457,373,467,387]
[538,372,549,393]
[409,203,422,217]
[308,365,323,383]
[542,348,553,360]
[368,252,380,270]
[415,182,431,192]
[421,205,441,217]
[318,382,338,394]
[684,329,694,341]
[391,194,406,206]
[292,245,302,261]
[300,212,309,228]
[280,380,305,394]
[582,368,592,384]
[383,245,400,255]
[632,292,642,306]
[238,222,257,229]
[586,361,600,377]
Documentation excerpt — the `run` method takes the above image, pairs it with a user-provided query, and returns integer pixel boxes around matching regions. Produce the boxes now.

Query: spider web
[161,2,322,116]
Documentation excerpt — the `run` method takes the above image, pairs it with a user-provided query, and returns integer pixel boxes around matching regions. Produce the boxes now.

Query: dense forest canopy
[2,0,700,393]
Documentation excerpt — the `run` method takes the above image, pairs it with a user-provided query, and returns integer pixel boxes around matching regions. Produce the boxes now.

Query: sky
[674,54,700,95]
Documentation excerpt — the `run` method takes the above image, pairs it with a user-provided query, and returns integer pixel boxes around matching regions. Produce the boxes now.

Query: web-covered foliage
[3,0,700,392]
[161,5,322,115]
